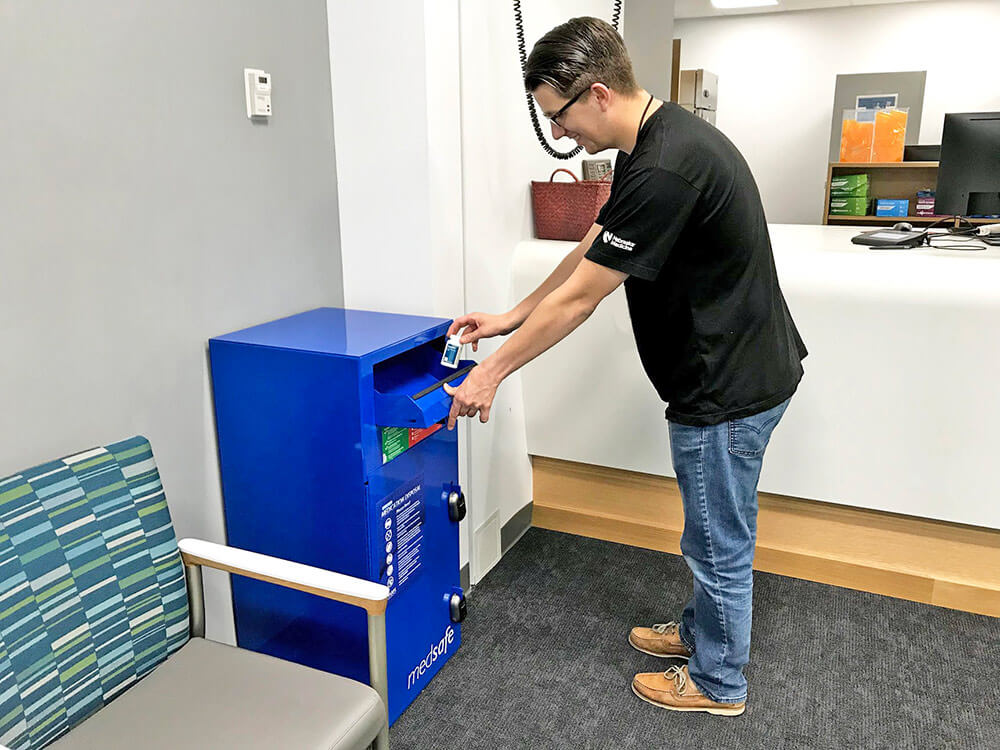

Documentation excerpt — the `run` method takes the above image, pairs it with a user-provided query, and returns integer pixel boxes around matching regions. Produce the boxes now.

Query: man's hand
[443,258,625,432]
[447,312,516,352]
[443,365,500,430]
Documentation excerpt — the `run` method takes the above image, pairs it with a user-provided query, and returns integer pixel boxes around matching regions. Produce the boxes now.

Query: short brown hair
[524,17,638,98]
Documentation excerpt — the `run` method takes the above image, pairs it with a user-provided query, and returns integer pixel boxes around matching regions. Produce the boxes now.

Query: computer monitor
[935,112,1000,217]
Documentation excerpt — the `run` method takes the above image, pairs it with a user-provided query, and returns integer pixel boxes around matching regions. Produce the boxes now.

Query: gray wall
[624,0,676,101]
[828,71,927,163]
[0,1,343,642]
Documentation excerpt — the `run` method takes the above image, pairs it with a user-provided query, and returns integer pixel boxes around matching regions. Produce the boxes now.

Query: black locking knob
[447,491,466,523]
[449,590,467,623]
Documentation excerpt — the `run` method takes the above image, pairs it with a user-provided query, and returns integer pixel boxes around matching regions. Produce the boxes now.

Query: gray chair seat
[50,637,386,750]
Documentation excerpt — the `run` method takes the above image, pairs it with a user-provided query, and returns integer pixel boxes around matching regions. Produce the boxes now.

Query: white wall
[328,0,465,320]
[458,0,622,577]
[328,2,435,315]
[328,0,672,582]
[624,0,676,100]
[675,0,1000,224]
[328,0,473,571]
[328,0,627,581]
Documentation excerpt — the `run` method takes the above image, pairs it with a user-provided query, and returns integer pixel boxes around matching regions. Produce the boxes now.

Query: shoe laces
[651,621,679,636]
[663,664,689,694]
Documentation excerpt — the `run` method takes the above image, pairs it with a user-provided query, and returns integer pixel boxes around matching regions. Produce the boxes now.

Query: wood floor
[531,456,1000,617]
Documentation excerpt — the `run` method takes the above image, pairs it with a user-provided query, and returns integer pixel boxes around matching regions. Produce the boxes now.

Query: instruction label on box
[380,423,443,464]
[378,475,425,598]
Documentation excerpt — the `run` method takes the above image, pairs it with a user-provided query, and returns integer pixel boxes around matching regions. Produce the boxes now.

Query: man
[443,17,806,716]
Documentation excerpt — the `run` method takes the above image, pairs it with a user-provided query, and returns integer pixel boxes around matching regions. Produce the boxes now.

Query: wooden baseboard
[531,456,1000,617]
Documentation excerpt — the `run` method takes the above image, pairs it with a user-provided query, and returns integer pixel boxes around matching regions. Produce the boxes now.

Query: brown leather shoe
[628,621,691,659]
[631,665,746,716]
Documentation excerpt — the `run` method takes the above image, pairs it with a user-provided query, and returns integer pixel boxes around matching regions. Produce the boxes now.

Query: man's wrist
[477,355,507,388]
[505,307,527,333]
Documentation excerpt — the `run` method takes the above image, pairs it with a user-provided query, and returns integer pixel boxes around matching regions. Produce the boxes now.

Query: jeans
[669,397,791,704]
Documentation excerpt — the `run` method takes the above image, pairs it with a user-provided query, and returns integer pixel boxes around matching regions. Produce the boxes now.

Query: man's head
[524,17,640,153]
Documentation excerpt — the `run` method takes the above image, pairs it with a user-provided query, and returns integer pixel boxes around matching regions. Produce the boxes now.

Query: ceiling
[675,0,933,20]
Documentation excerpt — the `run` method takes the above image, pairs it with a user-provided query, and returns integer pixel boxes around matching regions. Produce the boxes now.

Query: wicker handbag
[531,168,613,242]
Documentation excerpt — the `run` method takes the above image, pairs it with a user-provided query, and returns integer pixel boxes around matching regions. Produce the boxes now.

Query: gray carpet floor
[390,527,1000,749]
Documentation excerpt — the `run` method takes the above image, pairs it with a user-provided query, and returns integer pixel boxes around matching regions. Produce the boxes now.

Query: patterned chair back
[0,436,189,749]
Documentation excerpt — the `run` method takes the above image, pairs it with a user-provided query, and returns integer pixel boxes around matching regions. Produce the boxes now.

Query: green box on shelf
[830,173,870,197]
[829,197,870,216]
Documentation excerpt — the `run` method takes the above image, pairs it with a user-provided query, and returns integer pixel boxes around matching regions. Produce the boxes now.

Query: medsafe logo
[407,626,456,690]
[603,230,636,252]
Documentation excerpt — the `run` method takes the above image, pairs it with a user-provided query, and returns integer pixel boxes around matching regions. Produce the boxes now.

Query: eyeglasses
[548,85,590,128]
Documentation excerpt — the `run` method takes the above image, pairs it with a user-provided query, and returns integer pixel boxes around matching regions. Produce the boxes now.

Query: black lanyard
[637,94,655,140]
[620,94,656,173]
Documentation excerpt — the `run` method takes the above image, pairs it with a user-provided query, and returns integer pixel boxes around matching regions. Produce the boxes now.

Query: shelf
[824,161,939,226]
[827,215,998,225]
[827,215,946,224]
[823,161,996,227]
[832,161,938,169]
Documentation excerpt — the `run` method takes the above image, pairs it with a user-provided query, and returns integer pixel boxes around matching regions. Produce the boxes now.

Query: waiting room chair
[0,436,389,749]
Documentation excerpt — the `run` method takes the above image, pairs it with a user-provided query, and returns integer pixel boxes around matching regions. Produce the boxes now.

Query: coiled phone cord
[513,0,623,160]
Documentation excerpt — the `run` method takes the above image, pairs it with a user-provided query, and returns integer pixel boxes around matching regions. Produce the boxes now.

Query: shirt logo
[602,230,636,252]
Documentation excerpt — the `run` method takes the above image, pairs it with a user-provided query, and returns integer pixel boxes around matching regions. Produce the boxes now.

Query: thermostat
[245,68,272,118]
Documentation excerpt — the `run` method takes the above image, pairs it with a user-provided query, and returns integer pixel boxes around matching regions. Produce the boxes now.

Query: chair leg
[184,563,206,638]
[367,612,389,749]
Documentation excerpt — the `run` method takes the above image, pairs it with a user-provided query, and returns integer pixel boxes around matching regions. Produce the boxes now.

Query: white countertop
[770,224,1000,302]
[514,224,1000,530]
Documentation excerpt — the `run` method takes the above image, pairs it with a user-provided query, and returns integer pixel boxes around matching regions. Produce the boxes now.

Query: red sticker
[409,423,443,447]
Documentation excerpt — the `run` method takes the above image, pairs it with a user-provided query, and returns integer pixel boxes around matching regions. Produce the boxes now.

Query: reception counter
[513,224,1000,614]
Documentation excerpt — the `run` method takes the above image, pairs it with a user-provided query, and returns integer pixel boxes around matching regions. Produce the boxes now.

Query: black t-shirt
[586,102,807,426]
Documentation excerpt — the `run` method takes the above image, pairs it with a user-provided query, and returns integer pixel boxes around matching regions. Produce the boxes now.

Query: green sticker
[381,427,409,463]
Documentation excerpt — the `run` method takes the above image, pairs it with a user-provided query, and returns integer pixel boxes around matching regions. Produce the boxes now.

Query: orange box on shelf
[871,108,908,162]
[840,117,874,163]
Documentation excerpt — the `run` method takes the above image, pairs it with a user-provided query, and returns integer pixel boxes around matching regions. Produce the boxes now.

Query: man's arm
[444,257,627,429]
[447,222,603,347]
[507,222,603,329]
